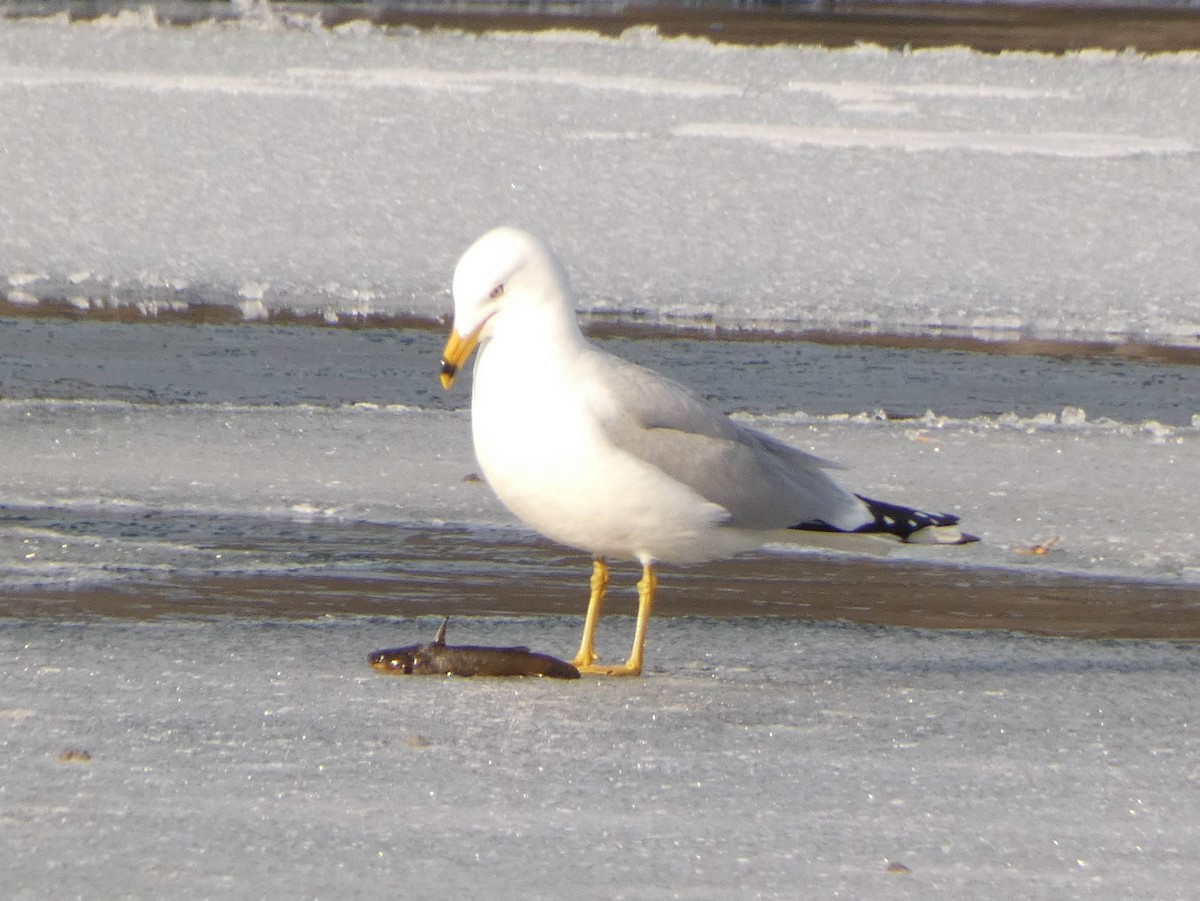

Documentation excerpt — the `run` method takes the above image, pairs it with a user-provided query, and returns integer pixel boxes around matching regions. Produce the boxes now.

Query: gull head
[440,227,573,389]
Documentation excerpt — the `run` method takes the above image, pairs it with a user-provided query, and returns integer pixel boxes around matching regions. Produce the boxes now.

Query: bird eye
[489,283,505,300]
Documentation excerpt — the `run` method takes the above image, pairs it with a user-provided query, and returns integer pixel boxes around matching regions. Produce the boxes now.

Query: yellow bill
[440,327,481,389]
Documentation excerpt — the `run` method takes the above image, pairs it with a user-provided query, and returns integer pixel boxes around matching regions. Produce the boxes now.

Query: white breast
[470,337,737,564]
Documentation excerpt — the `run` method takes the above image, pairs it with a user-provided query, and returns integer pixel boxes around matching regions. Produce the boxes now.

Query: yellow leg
[624,562,657,675]
[575,561,656,678]
[571,558,609,669]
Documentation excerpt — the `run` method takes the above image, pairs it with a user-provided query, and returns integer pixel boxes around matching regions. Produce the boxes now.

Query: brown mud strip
[4,543,1198,641]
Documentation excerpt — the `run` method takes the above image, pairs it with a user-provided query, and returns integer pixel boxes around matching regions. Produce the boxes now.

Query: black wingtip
[854,494,974,543]
[790,494,977,545]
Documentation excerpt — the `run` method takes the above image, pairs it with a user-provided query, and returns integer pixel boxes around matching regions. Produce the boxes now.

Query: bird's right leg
[571,558,609,669]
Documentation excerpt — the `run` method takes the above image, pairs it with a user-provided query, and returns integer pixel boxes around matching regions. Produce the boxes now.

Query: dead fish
[369,619,580,679]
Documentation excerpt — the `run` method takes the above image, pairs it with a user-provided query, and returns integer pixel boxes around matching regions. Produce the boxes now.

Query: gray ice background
[3,317,1197,588]
[3,615,1198,899]
[1,11,1198,346]
[1,11,1199,589]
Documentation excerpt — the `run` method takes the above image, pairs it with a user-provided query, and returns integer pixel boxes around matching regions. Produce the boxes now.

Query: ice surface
[1,14,1198,897]
[0,13,1196,589]
[2,615,1198,899]
[0,315,1197,589]
[1,14,1198,346]
[1,393,1197,587]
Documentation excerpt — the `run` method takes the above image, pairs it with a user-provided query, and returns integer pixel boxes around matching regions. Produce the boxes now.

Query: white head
[440,227,578,389]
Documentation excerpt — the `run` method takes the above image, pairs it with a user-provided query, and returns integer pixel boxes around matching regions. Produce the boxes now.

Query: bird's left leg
[621,561,657,676]
[571,558,609,669]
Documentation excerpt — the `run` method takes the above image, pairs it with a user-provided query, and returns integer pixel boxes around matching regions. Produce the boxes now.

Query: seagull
[440,227,977,676]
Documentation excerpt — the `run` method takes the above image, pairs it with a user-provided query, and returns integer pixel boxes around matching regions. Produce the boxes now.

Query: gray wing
[580,350,870,531]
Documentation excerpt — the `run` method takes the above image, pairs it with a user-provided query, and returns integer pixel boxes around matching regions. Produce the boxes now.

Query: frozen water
[0,11,1197,588]
[1,11,1198,898]
[0,315,1197,589]
[1,13,1198,346]
[1,389,1197,587]
[2,615,1198,899]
